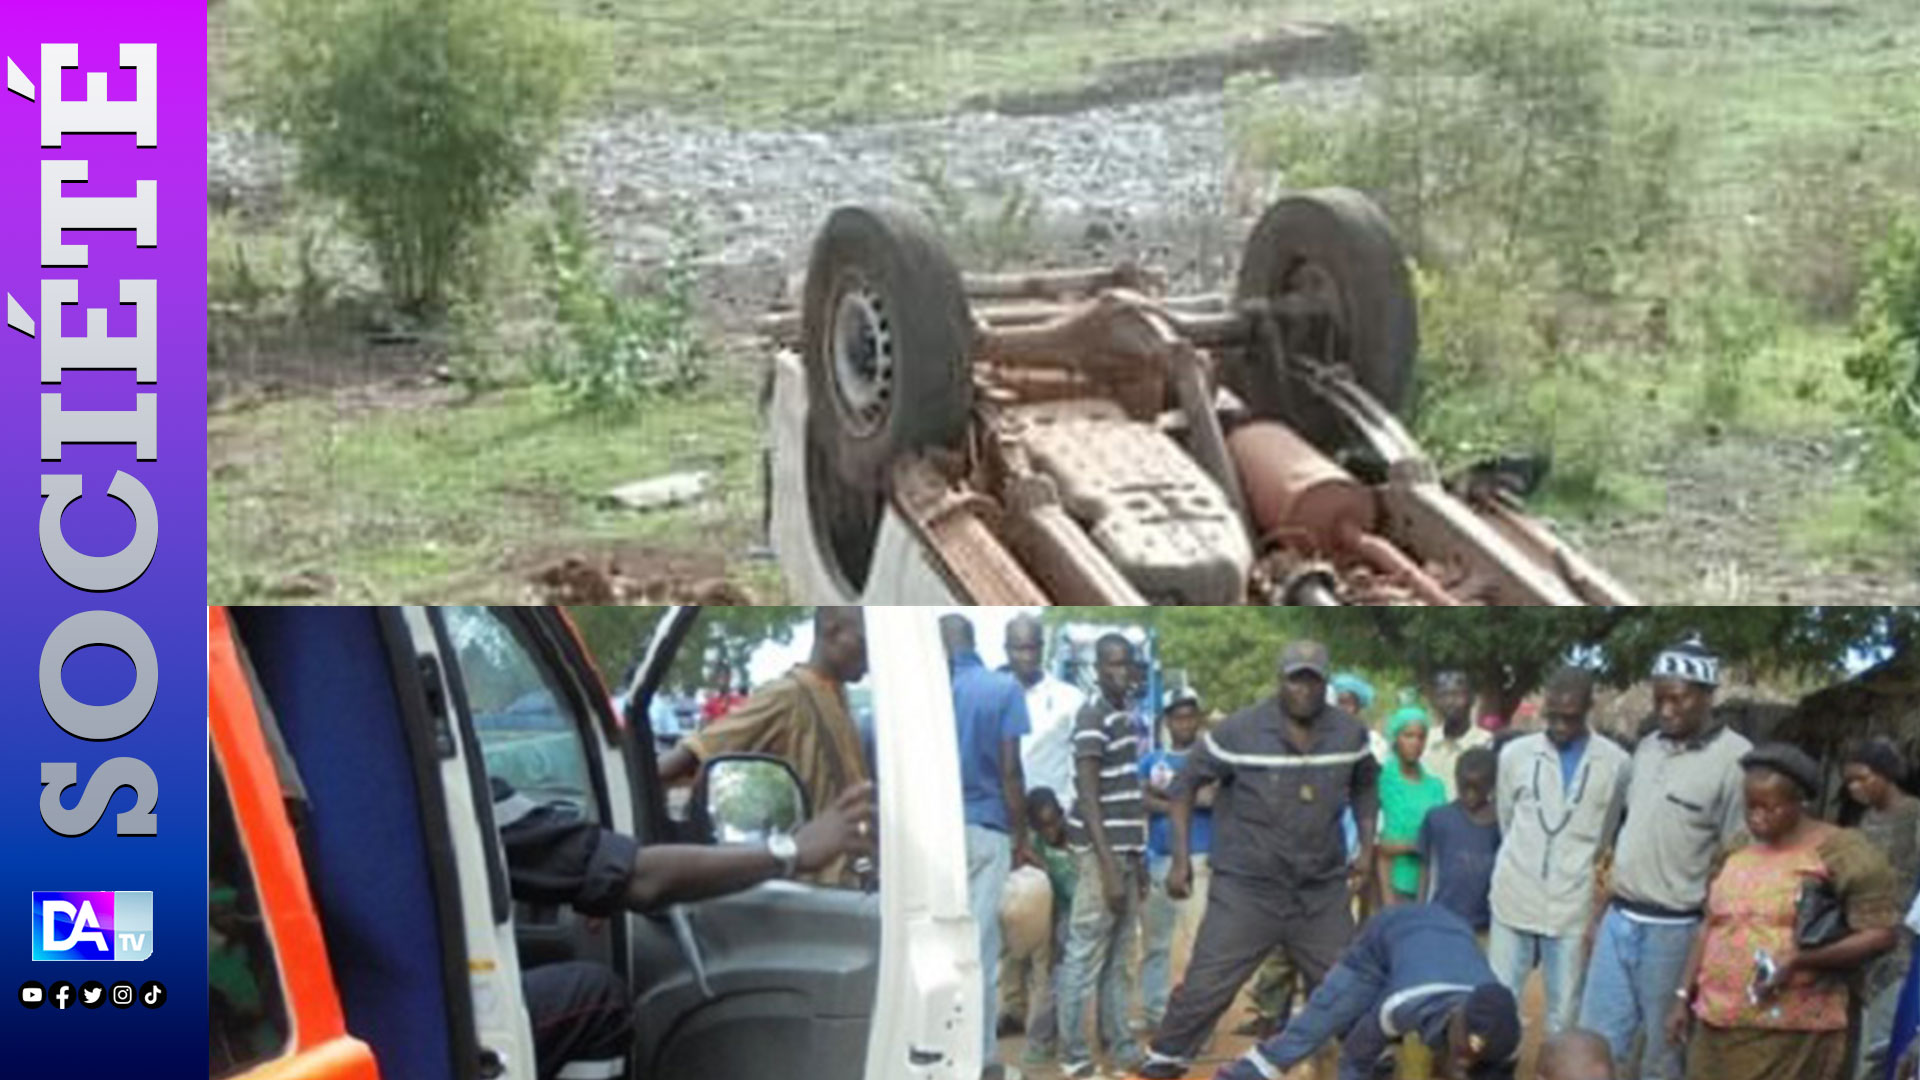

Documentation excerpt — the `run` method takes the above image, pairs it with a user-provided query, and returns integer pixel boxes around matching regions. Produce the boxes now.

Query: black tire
[1231,188,1418,452]
[801,203,974,491]
[804,427,884,595]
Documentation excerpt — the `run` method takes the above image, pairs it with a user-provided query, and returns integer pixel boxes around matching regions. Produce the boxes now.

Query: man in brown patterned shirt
[659,607,870,884]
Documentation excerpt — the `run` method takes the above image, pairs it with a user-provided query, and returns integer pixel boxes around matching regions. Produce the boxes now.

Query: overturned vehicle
[760,190,1636,607]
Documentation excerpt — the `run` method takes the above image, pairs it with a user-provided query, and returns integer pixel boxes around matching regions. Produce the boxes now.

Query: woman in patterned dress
[1666,742,1900,1080]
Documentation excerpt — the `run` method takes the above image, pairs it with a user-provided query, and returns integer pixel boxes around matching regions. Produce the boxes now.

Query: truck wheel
[1231,188,1418,452]
[805,429,883,595]
[802,203,974,491]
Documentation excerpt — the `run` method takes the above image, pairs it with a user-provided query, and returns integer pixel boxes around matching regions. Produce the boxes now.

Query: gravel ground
[207,81,1920,605]
[209,77,1364,323]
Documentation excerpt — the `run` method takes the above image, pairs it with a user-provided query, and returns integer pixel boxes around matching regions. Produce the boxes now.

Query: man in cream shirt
[1424,669,1494,799]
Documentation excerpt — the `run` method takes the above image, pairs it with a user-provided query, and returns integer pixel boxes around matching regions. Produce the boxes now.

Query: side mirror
[692,753,809,846]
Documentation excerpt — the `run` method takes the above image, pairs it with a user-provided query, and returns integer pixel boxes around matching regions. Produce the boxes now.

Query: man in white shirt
[1005,614,1083,800]
[995,613,1086,1046]
[1424,669,1494,799]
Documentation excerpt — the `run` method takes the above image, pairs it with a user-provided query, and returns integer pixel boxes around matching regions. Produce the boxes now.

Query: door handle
[668,906,716,1000]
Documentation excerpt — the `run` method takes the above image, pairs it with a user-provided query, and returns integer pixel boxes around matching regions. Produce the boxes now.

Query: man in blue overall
[1217,903,1522,1080]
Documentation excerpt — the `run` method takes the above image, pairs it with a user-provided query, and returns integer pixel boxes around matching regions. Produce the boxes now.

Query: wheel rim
[828,279,895,438]
[1275,259,1350,368]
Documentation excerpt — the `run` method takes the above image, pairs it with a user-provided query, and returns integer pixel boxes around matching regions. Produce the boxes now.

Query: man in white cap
[1577,634,1751,1080]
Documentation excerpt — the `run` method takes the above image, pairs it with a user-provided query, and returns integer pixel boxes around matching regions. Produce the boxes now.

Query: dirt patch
[1561,434,1920,604]
[512,544,757,605]
[211,373,466,422]
[211,310,447,402]
[963,23,1365,117]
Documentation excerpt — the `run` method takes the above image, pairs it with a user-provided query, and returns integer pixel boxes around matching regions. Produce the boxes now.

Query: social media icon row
[18,980,162,1010]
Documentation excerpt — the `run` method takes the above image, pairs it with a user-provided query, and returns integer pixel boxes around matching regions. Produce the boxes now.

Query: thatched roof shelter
[1775,652,1920,816]
[1584,677,1800,751]
[1778,652,1920,752]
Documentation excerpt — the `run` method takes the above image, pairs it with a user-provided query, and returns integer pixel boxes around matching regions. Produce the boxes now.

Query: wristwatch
[767,833,799,879]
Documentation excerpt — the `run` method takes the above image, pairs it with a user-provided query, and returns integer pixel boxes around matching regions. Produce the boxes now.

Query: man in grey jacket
[1487,666,1632,1036]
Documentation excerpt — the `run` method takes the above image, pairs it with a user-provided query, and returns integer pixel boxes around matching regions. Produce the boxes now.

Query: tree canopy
[1042,606,1918,718]
[565,605,1916,720]
[566,606,810,692]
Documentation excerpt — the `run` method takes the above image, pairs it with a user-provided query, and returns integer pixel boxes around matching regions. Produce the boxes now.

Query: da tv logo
[31,892,153,961]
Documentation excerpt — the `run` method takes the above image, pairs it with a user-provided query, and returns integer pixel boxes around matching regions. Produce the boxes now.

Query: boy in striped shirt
[1056,632,1151,1078]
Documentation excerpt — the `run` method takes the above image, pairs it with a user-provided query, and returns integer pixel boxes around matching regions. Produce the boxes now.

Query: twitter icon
[79,981,105,1009]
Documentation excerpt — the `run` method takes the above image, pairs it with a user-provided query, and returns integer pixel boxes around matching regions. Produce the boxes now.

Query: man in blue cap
[1139,640,1379,1079]
[1218,903,1522,1080]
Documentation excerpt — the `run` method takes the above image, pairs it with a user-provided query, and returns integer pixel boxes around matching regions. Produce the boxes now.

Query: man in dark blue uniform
[1219,904,1522,1080]
[1140,640,1379,1078]
[494,776,875,1080]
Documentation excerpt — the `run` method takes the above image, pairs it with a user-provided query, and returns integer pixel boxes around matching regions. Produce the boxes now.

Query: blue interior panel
[233,607,457,1080]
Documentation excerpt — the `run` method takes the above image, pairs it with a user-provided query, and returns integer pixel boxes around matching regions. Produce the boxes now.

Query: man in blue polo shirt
[1141,688,1214,1030]
[941,613,1034,1078]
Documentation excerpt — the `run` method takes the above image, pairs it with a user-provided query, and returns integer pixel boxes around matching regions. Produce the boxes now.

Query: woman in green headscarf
[1376,705,1449,906]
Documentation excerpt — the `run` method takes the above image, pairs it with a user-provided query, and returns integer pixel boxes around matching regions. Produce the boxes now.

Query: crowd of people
[933,617,1920,1080]
[625,609,1920,1080]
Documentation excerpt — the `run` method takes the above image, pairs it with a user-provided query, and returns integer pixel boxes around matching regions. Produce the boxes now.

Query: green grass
[208,380,763,602]
[1360,0,1917,545]
[205,0,1920,594]
[214,0,1920,134]
[217,0,1406,127]
[564,0,1394,124]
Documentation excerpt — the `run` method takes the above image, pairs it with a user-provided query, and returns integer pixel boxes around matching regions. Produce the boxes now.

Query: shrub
[526,190,707,410]
[245,0,587,316]
[1229,0,1684,295]
[1795,426,1920,563]
[1845,214,1920,432]
[907,154,1040,270]
[1748,135,1920,322]
[1688,284,1783,426]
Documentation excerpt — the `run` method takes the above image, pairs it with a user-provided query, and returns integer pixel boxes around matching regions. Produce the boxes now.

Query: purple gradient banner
[0,4,206,1076]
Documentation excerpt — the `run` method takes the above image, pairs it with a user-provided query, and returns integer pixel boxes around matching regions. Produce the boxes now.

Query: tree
[1295,607,1918,717]
[1040,606,1919,720]
[247,0,588,314]
[1038,607,1397,716]
[566,606,811,694]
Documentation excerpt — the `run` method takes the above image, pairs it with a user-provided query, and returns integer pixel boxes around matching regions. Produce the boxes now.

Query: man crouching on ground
[1217,903,1522,1080]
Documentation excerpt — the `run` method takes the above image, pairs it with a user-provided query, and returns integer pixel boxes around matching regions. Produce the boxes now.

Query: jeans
[1487,920,1585,1036]
[1577,906,1700,1080]
[1142,854,1212,1028]
[966,825,1013,1062]
[1859,956,1910,1080]
[1057,849,1145,1073]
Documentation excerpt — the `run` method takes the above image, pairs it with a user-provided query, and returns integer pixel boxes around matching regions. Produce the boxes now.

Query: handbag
[1797,876,1850,950]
